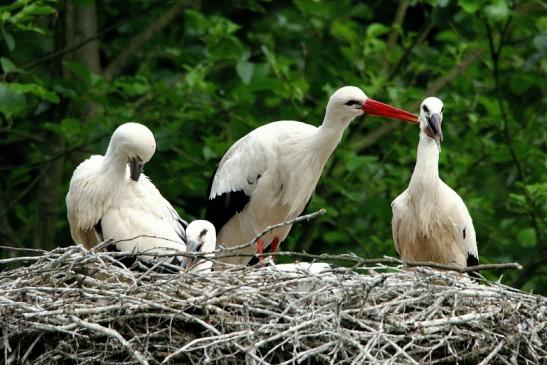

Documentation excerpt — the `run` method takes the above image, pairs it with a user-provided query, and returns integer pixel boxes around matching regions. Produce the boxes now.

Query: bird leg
[257,238,264,263]
[270,237,280,262]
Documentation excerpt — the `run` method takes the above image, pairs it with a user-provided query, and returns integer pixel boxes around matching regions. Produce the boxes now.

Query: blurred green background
[0,0,545,293]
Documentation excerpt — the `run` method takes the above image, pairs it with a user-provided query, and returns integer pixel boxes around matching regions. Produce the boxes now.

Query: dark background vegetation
[0,0,545,293]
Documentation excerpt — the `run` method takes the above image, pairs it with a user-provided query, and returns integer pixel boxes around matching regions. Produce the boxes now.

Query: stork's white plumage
[391,97,479,269]
[66,122,191,266]
[181,220,217,272]
[206,86,418,265]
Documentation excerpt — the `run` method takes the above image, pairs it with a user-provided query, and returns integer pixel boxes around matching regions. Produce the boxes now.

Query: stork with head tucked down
[391,97,479,270]
[206,86,418,266]
[66,122,211,268]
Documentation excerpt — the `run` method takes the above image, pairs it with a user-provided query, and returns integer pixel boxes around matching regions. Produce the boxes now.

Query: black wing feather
[205,165,251,232]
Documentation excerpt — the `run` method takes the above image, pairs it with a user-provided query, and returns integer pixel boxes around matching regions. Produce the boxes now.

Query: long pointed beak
[362,98,418,123]
[181,256,194,270]
[427,113,443,151]
[182,239,198,270]
[129,158,144,182]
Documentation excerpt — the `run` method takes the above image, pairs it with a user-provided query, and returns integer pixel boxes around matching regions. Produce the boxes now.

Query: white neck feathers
[410,132,440,192]
[103,142,128,181]
[408,131,441,233]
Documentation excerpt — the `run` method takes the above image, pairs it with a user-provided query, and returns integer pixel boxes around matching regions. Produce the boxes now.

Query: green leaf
[483,0,509,22]
[2,30,14,50]
[324,230,350,244]
[26,5,55,16]
[533,34,547,55]
[435,30,458,43]
[1,57,19,73]
[331,20,357,42]
[458,0,481,13]
[64,61,92,86]
[366,23,390,38]
[184,9,208,34]
[537,17,547,33]
[509,73,537,94]
[0,83,26,117]
[8,82,60,103]
[236,61,255,85]
[517,228,536,247]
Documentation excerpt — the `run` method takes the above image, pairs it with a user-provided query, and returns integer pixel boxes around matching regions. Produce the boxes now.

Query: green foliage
[0,0,544,293]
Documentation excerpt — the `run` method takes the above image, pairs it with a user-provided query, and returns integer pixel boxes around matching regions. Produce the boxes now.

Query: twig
[69,316,149,365]
[220,209,327,253]
[409,309,500,328]
[478,340,505,365]
[254,252,522,273]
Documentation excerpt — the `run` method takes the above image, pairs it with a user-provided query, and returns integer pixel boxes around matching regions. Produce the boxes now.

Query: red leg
[257,238,264,263]
[270,237,280,262]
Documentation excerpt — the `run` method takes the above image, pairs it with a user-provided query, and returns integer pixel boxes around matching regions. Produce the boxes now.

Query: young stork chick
[391,97,479,270]
[66,122,189,266]
[181,220,217,273]
[206,86,418,266]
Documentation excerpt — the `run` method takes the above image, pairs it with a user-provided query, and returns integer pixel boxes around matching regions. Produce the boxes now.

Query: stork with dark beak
[66,123,193,268]
[391,97,479,271]
[181,220,217,272]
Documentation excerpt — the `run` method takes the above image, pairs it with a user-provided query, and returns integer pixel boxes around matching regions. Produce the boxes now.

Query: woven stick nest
[1,244,545,365]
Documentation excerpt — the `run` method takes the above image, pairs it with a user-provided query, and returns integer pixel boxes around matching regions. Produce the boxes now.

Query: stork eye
[422,105,429,113]
[345,100,360,106]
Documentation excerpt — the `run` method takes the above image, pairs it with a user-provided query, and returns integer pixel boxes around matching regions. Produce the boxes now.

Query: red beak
[362,98,418,123]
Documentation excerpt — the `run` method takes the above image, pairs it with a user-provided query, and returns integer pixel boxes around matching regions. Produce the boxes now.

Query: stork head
[325,86,418,127]
[110,122,156,181]
[419,97,444,151]
[181,220,217,272]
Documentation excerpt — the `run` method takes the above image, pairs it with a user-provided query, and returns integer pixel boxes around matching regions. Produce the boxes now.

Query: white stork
[391,97,479,270]
[66,122,208,268]
[181,220,217,272]
[205,86,418,265]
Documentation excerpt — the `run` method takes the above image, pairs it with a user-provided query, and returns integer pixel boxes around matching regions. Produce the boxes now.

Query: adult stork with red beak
[206,86,418,265]
[391,97,479,270]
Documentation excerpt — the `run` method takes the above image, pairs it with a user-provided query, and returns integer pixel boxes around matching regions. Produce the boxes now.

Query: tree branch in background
[483,20,545,288]
[33,1,69,250]
[103,0,195,81]
[382,0,409,75]
[387,22,433,80]
[353,49,484,153]
[23,2,164,71]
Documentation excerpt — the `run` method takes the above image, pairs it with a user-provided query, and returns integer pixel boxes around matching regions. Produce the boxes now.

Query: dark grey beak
[129,157,144,182]
[181,239,199,270]
[427,113,443,151]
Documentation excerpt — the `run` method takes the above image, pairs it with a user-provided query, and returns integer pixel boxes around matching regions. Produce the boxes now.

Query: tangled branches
[0,245,545,364]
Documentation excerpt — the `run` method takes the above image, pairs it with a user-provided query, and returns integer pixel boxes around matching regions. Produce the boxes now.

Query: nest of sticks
[1,241,545,365]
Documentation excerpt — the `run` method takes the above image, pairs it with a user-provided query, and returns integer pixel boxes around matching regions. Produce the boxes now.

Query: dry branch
[0,244,544,364]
